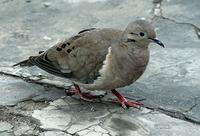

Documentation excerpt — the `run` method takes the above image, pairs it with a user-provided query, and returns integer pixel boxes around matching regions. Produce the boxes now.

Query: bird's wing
[16,28,122,83]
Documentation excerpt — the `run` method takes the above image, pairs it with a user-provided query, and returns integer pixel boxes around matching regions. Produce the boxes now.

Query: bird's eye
[139,32,145,37]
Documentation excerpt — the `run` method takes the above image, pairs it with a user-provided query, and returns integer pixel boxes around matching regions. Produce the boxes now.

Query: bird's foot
[66,84,104,101]
[111,89,143,109]
[112,99,143,109]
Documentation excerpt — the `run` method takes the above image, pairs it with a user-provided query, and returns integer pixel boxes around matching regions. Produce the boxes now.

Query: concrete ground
[0,0,200,136]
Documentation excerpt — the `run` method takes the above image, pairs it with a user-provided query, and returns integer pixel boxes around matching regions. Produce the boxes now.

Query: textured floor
[0,0,200,136]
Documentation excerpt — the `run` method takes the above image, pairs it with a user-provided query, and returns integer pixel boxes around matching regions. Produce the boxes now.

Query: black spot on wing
[61,43,67,48]
[56,47,62,51]
[67,49,72,53]
[28,54,73,78]
[78,28,96,34]
[38,51,44,54]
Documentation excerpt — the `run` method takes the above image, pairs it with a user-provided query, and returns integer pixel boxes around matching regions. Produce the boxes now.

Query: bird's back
[15,28,123,83]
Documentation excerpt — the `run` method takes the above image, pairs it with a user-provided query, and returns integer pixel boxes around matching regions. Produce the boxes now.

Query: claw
[111,89,143,109]
[65,84,105,101]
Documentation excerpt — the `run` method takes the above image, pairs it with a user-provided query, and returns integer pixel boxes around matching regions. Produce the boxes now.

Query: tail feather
[13,53,73,78]
[13,58,34,67]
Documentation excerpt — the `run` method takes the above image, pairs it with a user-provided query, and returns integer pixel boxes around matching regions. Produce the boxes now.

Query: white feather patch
[75,47,114,90]
[99,46,112,76]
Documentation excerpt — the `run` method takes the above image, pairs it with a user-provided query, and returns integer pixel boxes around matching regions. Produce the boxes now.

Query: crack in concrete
[151,0,200,40]
[64,100,114,135]
[0,69,71,90]
[7,99,114,135]
[0,106,42,135]
[0,100,52,135]
[72,124,99,136]
[72,124,112,136]
[97,103,119,136]
[144,105,200,125]
[0,67,115,135]
[63,100,116,136]
[157,107,200,125]
[158,16,200,40]
[184,98,198,113]
[40,128,72,136]
[1,69,200,126]
[187,103,198,112]
[0,106,37,123]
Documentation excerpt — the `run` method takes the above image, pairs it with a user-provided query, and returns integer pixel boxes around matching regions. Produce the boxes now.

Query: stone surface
[14,124,35,136]
[162,0,200,26]
[1,0,200,136]
[39,131,71,136]
[0,75,66,106]
[0,122,13,136]
[32,108,71,131]
[32,98,200,136]
[138,111,200,136]
[0,122,13,132]
[0,133,14,136]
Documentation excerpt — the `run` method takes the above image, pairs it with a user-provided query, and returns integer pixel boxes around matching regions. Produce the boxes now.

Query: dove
[14,20,164,108]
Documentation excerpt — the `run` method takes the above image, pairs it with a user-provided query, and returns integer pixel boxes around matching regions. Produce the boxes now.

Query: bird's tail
[13,50,45,67]
[13,58,34,67]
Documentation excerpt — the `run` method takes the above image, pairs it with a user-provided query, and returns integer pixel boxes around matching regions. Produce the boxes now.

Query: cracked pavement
[0,0,200,135]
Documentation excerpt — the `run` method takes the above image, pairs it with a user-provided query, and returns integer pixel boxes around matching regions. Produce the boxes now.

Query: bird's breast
[114,47,150,86]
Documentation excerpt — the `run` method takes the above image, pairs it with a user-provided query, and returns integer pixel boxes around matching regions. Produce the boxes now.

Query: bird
[13,20,164,108]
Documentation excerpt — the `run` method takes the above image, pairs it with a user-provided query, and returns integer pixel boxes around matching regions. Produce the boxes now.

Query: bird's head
[122,20,164,48]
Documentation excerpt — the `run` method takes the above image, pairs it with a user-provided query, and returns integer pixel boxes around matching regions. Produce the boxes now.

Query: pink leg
[111,89,143,109]
[66,84,103,101]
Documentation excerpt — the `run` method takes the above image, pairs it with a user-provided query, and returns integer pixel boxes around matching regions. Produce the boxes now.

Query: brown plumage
[14,20,164,108]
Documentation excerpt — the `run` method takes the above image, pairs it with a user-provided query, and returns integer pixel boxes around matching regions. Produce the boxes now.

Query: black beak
[149,38,165,48]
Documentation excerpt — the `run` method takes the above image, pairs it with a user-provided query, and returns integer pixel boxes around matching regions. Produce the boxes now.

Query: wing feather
[29,54,73,78]
[14,28,122,84]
